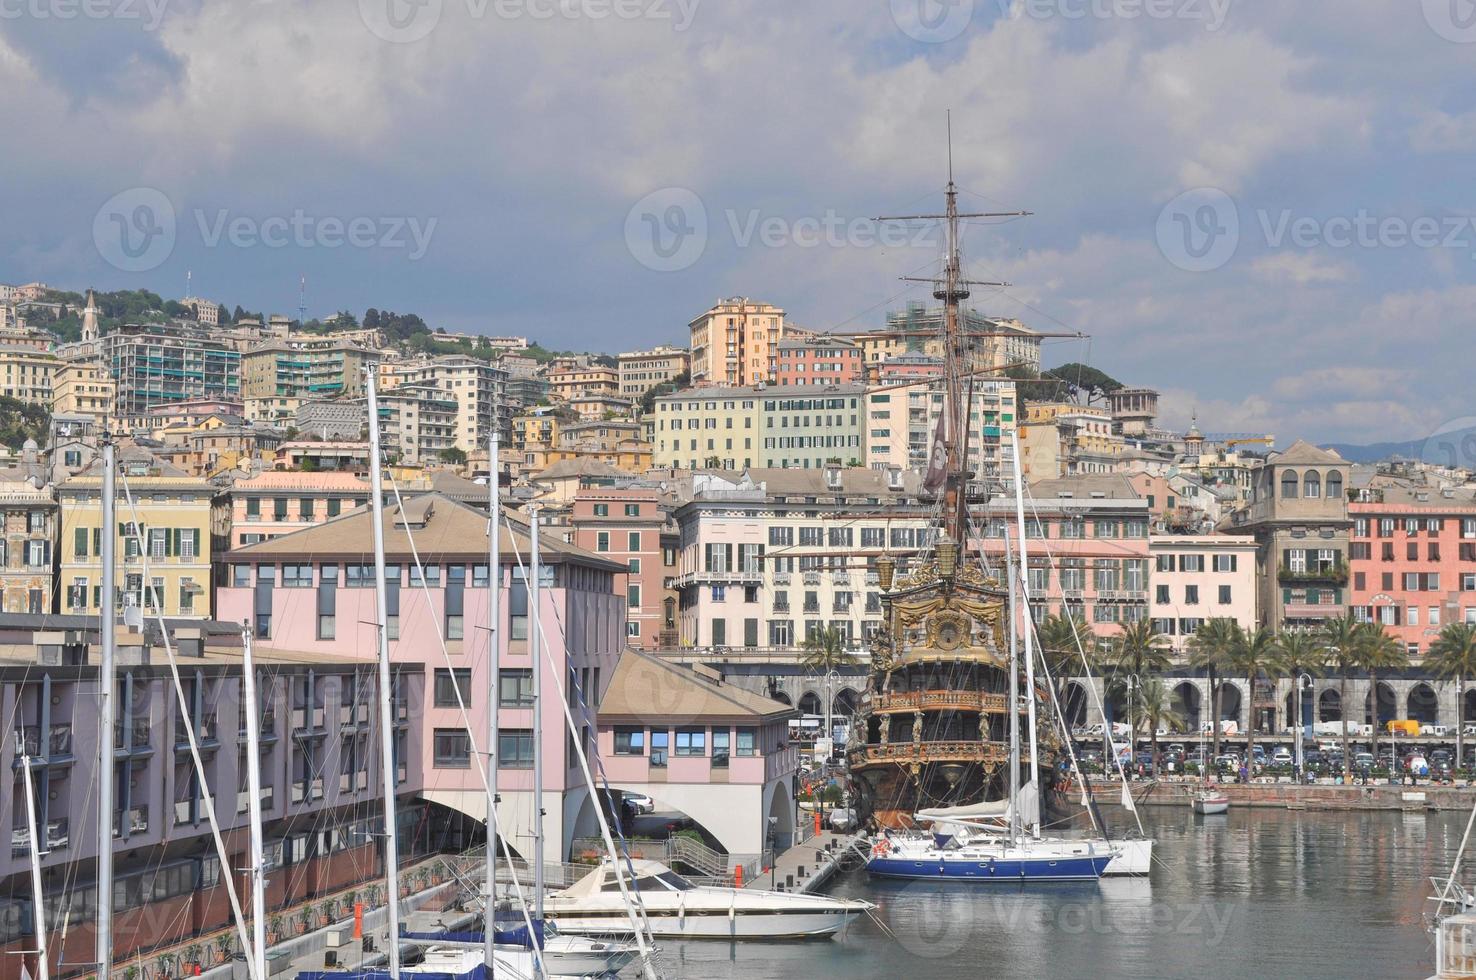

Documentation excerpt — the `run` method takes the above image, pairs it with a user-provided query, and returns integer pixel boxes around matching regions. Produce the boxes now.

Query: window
[769,527,793,546]
[628,532,641,551]
[735,727,757,757]
[1218,585,1232,604]
[625,503,640,517]
[675,728,706,757]
[282,564,313,588]
[409,565,441,587]
[74,526,88,558]
[498,730,535,769]
[1155,584,1170,604]
[434,668,472,708]
[433,729,471,768]
[649,730,669,767]
[1280,470,1298,498]
[627,584,641,608]
[1304,471,1321,498]
[510,581,528,641]
[1185,585,1199,605]
[246,498,261,518]
[1180,555,1205,573]
[593,504,609,517]
[614,726,645,755]
[596,532,610,552]
[1212,554,1237,572]
[499,669,534,707]
[711,729,730,768]
[327,498,341,517]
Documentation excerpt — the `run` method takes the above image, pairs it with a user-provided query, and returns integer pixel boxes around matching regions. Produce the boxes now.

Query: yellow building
[51,359,115,426]
[57,451,214,618]
[547,363,619,403]
[617,345,690,397]
[0,345,58,407]
[1019,402,1123,480]
[688,297,785,387]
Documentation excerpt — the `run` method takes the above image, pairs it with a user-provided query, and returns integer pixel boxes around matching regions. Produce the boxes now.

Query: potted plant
[345,889,359,914]
[297,908,313,935]
[124,965,140,980]
[157,953,176,980]
[318,901,334,926]
[267,915,283,944]
[182,945,201,974]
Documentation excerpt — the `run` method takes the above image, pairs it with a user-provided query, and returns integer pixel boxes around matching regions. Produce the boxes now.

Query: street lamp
[1295,673,1313,780]
[1126,674,1140,774]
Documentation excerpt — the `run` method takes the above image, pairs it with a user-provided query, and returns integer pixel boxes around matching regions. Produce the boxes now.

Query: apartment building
[1349,484,1476,657]
[570,486,678,648]
[50,359,115,429]
[672,468,931,650]
[104,324,242,416]
[0,346,58,407]
[616,345,690,397]
[372,382,459,465]
[1019,403,1123,479]
[382,355,509,454]
[0,617,432,974]
[652,383,865,471]
[294,400,366,441]
[241,341,378,424]
[769,336,862,386]
[547,362,619,403]
[57,452,214,618]
[1148,534,1258,651]
[862,378,1018,490]
[880,303,1042,375]
[1223,440,1352,631]
[214,493,628,861]
[689,298,785,387]
[0,477,56,613]
[212,470,372,549]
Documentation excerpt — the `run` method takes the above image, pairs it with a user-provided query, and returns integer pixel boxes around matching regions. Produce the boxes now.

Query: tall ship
[846,151,1061,832]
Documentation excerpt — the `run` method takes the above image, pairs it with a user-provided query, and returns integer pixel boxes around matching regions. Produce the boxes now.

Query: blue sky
[3,0,1474,444]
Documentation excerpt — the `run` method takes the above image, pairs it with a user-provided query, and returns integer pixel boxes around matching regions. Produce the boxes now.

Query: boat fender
[678,892,685,928]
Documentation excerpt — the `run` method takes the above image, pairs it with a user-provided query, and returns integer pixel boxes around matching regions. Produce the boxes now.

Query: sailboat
[852,137,1113,883]
[1191,727,1229,815]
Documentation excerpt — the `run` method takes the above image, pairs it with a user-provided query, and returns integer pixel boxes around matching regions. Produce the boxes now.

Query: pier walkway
[746,830,866,894]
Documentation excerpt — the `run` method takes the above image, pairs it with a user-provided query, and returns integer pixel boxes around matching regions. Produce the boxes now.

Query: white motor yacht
[406,937,637,979]
[545,860,873,941]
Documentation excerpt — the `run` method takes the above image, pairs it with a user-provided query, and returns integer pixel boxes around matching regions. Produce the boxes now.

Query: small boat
[406,940,634,979]
[867,829,1112,882]
[1192,790,1230,815]
[545,860,874,940]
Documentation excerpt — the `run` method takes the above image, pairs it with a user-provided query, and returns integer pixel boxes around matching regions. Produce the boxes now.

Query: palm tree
[1226,626,1284,775]
[1106,618,1174,679]
[1426,622,1476,770]
[1275,630,1325,764]
[1135,676,1185,774]
[800,626,860,730]
[1036,612,1093,728]
[1355,622,1409,769]
[1188,618,1242,762]
[1320,614,1366,779]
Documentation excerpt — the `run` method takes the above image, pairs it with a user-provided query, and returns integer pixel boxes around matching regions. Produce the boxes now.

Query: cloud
[1250,252,1353,284]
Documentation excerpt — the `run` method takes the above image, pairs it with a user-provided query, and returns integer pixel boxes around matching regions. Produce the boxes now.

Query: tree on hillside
[1042,362,1124,405]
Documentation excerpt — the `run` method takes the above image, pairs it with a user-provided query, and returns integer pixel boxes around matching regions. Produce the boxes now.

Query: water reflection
[662,807,1455,979]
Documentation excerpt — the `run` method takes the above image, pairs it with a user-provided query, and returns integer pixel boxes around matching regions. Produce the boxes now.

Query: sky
[2,0,1474,446]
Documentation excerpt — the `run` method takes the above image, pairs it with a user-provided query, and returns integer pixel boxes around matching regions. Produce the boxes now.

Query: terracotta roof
[225,492,625,570]
[598,651,797,723]
[534,458,636,482]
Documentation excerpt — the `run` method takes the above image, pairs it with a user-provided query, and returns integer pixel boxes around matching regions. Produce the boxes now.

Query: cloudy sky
[3,0,1473,444]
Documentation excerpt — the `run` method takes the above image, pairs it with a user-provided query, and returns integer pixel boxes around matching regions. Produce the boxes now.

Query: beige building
[241,340,378,424]
[617,345,690,397]
[689,297,785,387]
[862,379,1018,490]
[0,345,58,407]
[1019,403,1123,480]
[58,452,214,618]
[0,476,57,613]
[380,354,509,453]
[51,359,115,427]
[547,363,619,403]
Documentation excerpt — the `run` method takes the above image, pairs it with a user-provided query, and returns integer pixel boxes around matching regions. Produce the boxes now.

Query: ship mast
[876,112,1030,543]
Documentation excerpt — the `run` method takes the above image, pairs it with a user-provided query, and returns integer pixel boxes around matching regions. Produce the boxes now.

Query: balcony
[872,691,1010,714]
[12,726,39,758]
[850,740,1014,766]
[46,819,68,850]
[1277,563,1349,587]
[174,799,192,825]
[831,572,851,585]
[802,602,820,615]
[1096,590,1149,602]
[772,573,791,585]
[802,572,822,586]
[772,603,790,614]
[673,569,763,589]
[114,806,148,837]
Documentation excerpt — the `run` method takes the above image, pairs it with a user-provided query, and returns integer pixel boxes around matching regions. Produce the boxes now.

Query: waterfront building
[371,382,459,465]
[652,382,865,471]
[214,493,628,862]
[1222,440,1352,631]
[616,345,690,398]
[1148,534,1259,651]
[873,352,943,384]
[566,392,635,421]
[57,451,214,618]
[1108,387,1160,437]
[1349,484,1476,658]
[596,652,799,858]
[769,336,861,386]
[570,485,678,649]
[689,297,786,387]
[104,324,242,415]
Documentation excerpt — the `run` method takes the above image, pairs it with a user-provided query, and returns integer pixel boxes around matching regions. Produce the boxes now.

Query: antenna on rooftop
[298,274,307,326]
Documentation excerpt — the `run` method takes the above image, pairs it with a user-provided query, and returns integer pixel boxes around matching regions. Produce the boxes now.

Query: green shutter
[193,529,201,558]
[93,528,101,554]
[74,527,87,558]
[166,528,175,557]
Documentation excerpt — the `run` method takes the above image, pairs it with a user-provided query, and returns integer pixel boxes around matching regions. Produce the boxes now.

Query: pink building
[769,336,861,386]
[214,492,628,861]
[973,474,1152,638]
[596,651,798,859]
[569,486,678,650]
[212,470,372,548]
[874,352,943,384]
[1349,486,1476,657]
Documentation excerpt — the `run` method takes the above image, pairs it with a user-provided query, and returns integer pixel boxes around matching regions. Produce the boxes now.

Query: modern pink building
[595,651,798,860]
[769,336,861,386]
[1349,485,1476,657]
[214,492,629,861]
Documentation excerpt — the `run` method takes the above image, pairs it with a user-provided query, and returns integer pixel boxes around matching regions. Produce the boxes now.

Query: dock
[747,830,866,894]
[1089,777,1476,812]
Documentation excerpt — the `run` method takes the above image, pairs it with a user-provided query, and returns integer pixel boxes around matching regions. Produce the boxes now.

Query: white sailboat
[1191,727,1230,815]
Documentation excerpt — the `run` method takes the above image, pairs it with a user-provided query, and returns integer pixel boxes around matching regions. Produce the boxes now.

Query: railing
[873,690,1010,713]
[45,818,68,850]
[114,806,149,837]
[13,726,39,756]
[852,740,1013,765]
[174,799,192,824]
[48,725,72,757]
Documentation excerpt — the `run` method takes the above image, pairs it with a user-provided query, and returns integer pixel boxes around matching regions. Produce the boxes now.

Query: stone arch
[1464,690,1476,723]
[1280,469,1299,499]
[832,687,859,719]
[1304,470,1321,498]
[1326,471,1343,499]
[765,778,796,852]
[797,691,822,716]
[1062,681,1090,728]
[1366,681,1397,729]
[1319,688,1342,722]
[1408,683,1440,724]
[1172,682,1202,732]
[1215,681,1242,726]
[770,690,792,707]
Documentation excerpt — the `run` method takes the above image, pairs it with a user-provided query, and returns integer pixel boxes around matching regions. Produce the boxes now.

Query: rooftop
[599,651,796,723]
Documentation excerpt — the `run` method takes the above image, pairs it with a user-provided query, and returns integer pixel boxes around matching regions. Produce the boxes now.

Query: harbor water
[659,807,1460,979]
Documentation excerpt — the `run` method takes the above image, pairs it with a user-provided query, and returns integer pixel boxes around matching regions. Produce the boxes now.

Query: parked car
[624,792,655,814]
[1271,748,1294,766]
[1403,754,1430,777]
[1352,752,1375,773]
